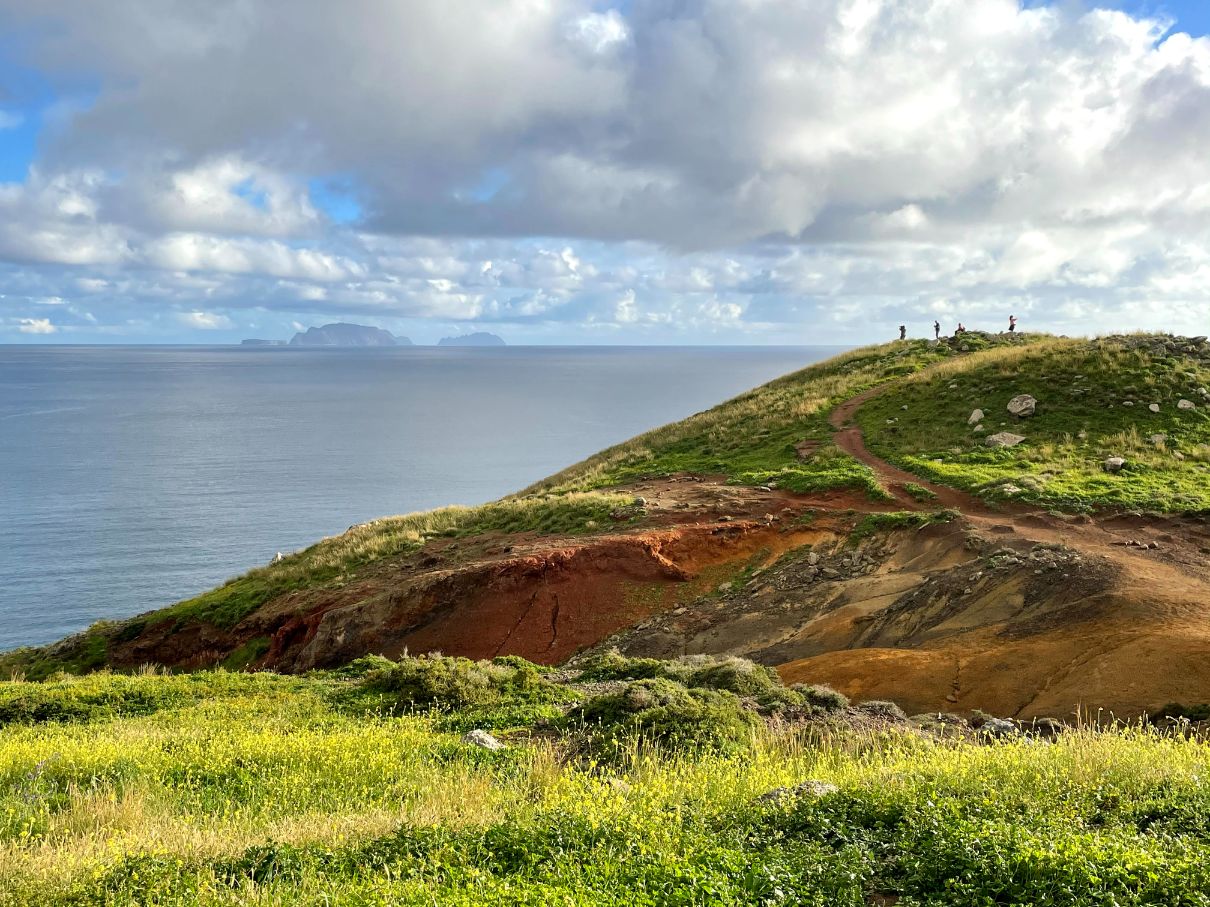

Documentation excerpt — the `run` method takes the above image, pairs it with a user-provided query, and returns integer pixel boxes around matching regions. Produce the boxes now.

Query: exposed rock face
[1007,395,1037,417]
[985,432,1026,448]
[289,323,408,346]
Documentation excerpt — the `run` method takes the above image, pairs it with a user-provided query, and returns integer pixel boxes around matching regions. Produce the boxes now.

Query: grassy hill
[7,333,1210,902]
[3,656,1210,905]
[858,335,1210,512]
[9,331,1210,683]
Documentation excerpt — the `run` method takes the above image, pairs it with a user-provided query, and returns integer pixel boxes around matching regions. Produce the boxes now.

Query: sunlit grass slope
[859,336,1210,512]
[2,665,1210,905]
[528,336,1037,497]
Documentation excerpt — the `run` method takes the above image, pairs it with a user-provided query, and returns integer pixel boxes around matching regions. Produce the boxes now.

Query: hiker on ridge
[899,325,906,340]
[1009,314,1017,334]
[934,320,941,339]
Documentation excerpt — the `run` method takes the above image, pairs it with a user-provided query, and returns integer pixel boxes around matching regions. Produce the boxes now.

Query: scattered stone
[1077,430,1088,440]
[1179,399,1197,410]
[718,515,733,522]
[1104,456,1127,473]
[973,424,986,433]
[1007,394,1037,417]
[462,730,506,751]
[968,408,984,425]
[999,484,1023,495]
[757,780,839,804]
[981,717,1020,739]
[1149,403,1161,413]
[717,582,732,593]
[1149,433,1167,445]
[1123,400,1134,407]
[985,431,1026,448]
[633,496,647,506]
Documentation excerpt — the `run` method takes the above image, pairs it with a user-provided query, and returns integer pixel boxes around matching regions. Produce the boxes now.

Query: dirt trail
[829,385,999,514]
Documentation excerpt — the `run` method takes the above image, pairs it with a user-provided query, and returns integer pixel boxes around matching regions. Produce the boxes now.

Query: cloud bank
[0,0,1208,342]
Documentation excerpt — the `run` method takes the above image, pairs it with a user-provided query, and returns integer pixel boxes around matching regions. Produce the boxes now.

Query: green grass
[2,666,1210,905]
[157,492,635,629]
[847,509,958,544]
[858,336,1210,512]
[526,339,996,498]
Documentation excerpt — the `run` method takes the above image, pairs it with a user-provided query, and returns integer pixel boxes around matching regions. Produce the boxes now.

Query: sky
[1,1,1210,344]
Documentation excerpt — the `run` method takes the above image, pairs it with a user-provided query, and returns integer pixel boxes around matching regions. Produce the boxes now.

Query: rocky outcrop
[1007,395,1036,417]
[289,323,408,346]
[985,432,1026,448]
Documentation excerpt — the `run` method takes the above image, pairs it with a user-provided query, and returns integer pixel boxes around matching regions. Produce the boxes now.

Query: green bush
[858,700,908,721]
[361,654,563,712]
[793,683,850,712]
[565,678,757,756]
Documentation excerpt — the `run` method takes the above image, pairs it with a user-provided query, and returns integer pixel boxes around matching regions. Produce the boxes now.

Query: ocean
[0,345,841,649]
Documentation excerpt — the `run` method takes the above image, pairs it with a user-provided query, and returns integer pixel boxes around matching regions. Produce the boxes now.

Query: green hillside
[859,335,1210,512]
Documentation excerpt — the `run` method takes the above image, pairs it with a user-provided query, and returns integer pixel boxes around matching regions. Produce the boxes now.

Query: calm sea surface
[0,345,841,649]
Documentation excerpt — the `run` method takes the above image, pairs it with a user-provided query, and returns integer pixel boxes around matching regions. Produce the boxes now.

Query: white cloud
[18,317,57,334]
[177,310,233,329]
[0,1,1209,341]
[0,110,22,130]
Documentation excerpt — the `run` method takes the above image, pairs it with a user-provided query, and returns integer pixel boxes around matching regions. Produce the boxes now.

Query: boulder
[1007,394,1036,417]
[1148,403,1160,413]
[985,432,1026,448]
[758,780,840,804]
[1104,456,1127,473]
[968,408,984,425]
[1178,399,1196,410]
[981,717,1020,739]
[462,730,506,751]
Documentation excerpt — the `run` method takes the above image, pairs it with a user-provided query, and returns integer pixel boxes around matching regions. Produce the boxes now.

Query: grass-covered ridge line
[526,338,1032,498]
[2,658,1210,905]
[162,491,636,628]
[859,335,1210,512]
[0,492,634,680]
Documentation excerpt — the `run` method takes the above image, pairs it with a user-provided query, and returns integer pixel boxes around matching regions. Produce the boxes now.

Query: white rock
[985,432,1026,448]
[462,730,506,751]
[1148,403,1161,413]
[968,408,984,425]
[1007,395,1036,417]
[1104,457,1127,473]
[1178,399,1196,410]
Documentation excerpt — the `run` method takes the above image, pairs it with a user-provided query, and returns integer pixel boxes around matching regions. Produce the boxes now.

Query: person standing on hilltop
[899,325,907,340]
[934,320,941,339]
[956,323,966,334]
[1008,314,1017,334]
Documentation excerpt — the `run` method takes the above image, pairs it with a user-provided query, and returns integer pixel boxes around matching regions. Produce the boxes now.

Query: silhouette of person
[956,323,966,334]
[899,325,906,340]
[1008,314,1017,334]
[934,320,940,339]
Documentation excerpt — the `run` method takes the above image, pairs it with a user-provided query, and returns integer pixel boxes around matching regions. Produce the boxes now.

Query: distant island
[285,323,411,347]
[437,332,506,347]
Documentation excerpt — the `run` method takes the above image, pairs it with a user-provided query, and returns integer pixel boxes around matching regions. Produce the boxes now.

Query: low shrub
[361,654,564,713]
[793,683,850,712]
[565,677,757,756]
[858,700,908,721]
